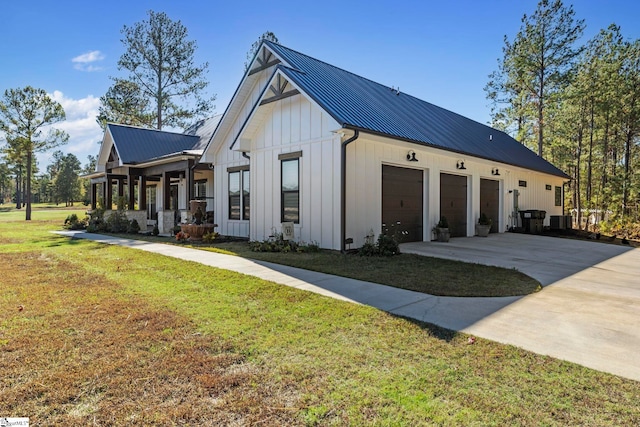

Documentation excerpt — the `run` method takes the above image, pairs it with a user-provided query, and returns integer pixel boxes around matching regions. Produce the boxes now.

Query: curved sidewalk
[54,231,640,382]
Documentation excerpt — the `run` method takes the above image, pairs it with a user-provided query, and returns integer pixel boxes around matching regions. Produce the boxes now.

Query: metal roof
[183,115,222,150]
[107,123,201,164]
[264,41,569,178]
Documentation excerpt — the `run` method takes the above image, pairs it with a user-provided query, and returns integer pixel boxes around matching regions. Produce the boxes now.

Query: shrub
[437,216,449,228]
[127,219,141,234]
[479,213,492,225]
[377,233,400,256]
[152,224,160,236]
[250,233,299,253]
[299,241,320,253]
[358,234,400,257]
[86,207,107,233]
[106,210,129,233]
[358,242,379,256]
[64,214,87,230]
[202,231,220,243]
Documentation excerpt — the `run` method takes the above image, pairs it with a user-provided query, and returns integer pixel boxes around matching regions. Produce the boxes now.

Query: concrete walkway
[54,231,640,382]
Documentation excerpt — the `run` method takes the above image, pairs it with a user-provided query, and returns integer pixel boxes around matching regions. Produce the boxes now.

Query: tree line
[0,8,277,219]
[486,0,640,231]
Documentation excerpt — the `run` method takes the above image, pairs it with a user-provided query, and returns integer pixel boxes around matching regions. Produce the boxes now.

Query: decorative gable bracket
[260,74,300,106]
[248,47,281,76]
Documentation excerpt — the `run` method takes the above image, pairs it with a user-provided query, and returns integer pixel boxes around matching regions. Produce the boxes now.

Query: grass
[95,234,541,297]
[0,207,639,425]
[199,242,540,297]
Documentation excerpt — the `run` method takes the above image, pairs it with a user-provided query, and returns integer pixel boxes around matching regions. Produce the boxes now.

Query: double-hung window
[279,151,301,224]
[228,167,249,220]
[194,179,207,199]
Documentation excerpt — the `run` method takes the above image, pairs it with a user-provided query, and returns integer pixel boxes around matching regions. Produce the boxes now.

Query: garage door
[440,173,467,237]
[480,178,500,233]
[382,165,423,242]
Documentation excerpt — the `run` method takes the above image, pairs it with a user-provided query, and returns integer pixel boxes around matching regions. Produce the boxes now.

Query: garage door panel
[480,179,500,233]
[382,165,423,243]
[440,173,467,237]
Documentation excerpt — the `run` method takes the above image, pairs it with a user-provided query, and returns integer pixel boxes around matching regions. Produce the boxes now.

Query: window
[555,186,562,207]
[228,168,250,220]
[194,180,206,199]
[281,158,299,223]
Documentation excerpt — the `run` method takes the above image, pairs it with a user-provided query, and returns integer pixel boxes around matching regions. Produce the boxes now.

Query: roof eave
[341,124,570,179]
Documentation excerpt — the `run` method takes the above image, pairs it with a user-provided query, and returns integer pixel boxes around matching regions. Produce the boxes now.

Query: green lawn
[0,207,638,425]
[93,233,541,297]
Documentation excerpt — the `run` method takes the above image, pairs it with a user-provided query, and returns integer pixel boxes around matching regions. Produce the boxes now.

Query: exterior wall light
[456,160,466,170]
[492,168,500,176]
[407,150,418,162]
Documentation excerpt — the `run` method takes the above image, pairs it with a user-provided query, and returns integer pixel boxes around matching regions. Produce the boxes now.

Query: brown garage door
[480,178,500,233]
[440,173,467,237]
[382,165,423,242]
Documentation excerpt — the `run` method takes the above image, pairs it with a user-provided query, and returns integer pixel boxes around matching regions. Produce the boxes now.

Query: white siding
[205,65,566,249]
[242,94,340,247]
[345,135,567,246]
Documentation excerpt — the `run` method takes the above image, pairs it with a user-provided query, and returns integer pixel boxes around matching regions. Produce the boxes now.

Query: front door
[382,165,423,242]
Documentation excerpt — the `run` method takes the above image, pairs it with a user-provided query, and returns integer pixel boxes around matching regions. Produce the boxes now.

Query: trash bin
[520,210,546,234]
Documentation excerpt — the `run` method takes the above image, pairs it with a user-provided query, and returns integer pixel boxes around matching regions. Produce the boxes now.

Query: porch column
[139,176,147,211]
[162,171,171,210]
[186,161,194,204]
[117,178,125,201]
[105,175,112,209]
[128,174,136,210]
[91,182,97,210]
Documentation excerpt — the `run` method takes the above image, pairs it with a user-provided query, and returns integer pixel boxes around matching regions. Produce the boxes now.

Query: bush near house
[359,234,400,257]
[63,213,87,230]
[250,233,320,253]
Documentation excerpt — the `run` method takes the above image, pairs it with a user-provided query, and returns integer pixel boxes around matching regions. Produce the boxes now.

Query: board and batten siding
[209,72,275,238]
[345,135,566,246]
[244,94,341,248]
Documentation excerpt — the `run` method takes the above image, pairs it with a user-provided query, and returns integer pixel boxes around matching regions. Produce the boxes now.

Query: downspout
[341,129,359,253]
[242,151,250,160]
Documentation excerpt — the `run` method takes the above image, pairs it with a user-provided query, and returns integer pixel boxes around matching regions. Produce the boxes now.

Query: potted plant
[434,216,450,242]
[476,213,492,237]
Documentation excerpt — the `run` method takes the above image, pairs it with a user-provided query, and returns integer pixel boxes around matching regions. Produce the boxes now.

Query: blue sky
[2,0,639,169]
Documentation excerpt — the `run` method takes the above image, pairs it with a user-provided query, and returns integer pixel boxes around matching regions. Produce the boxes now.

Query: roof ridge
[266,41,502,134]
[265,40,397,93]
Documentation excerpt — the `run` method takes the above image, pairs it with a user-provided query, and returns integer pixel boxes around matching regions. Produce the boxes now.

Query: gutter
[340,129,359,253]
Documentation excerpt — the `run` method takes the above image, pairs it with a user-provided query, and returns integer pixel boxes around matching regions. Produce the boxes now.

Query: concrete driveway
[400,233,640,381]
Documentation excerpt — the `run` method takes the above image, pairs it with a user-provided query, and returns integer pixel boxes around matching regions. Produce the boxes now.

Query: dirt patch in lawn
[0,252,299,425]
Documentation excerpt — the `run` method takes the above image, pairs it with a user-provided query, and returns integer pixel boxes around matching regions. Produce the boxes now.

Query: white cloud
[38,91,103,167]
[72,50,105,72]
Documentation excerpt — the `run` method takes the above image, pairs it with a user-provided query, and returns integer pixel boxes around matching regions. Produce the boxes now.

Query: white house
[199,41,569,251]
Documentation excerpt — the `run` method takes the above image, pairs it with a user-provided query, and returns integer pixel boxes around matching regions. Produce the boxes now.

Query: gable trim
[202,41,293,161]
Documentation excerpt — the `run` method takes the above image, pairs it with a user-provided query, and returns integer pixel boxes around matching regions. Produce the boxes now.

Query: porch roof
[107,123,201,165]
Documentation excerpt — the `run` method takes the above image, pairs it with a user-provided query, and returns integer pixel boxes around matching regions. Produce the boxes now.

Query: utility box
[550,215,565,230]
[520,210,546,234]
[550,215,573,231]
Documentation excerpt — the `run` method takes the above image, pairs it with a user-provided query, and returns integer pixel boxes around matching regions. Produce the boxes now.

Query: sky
[1,0,639,170]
